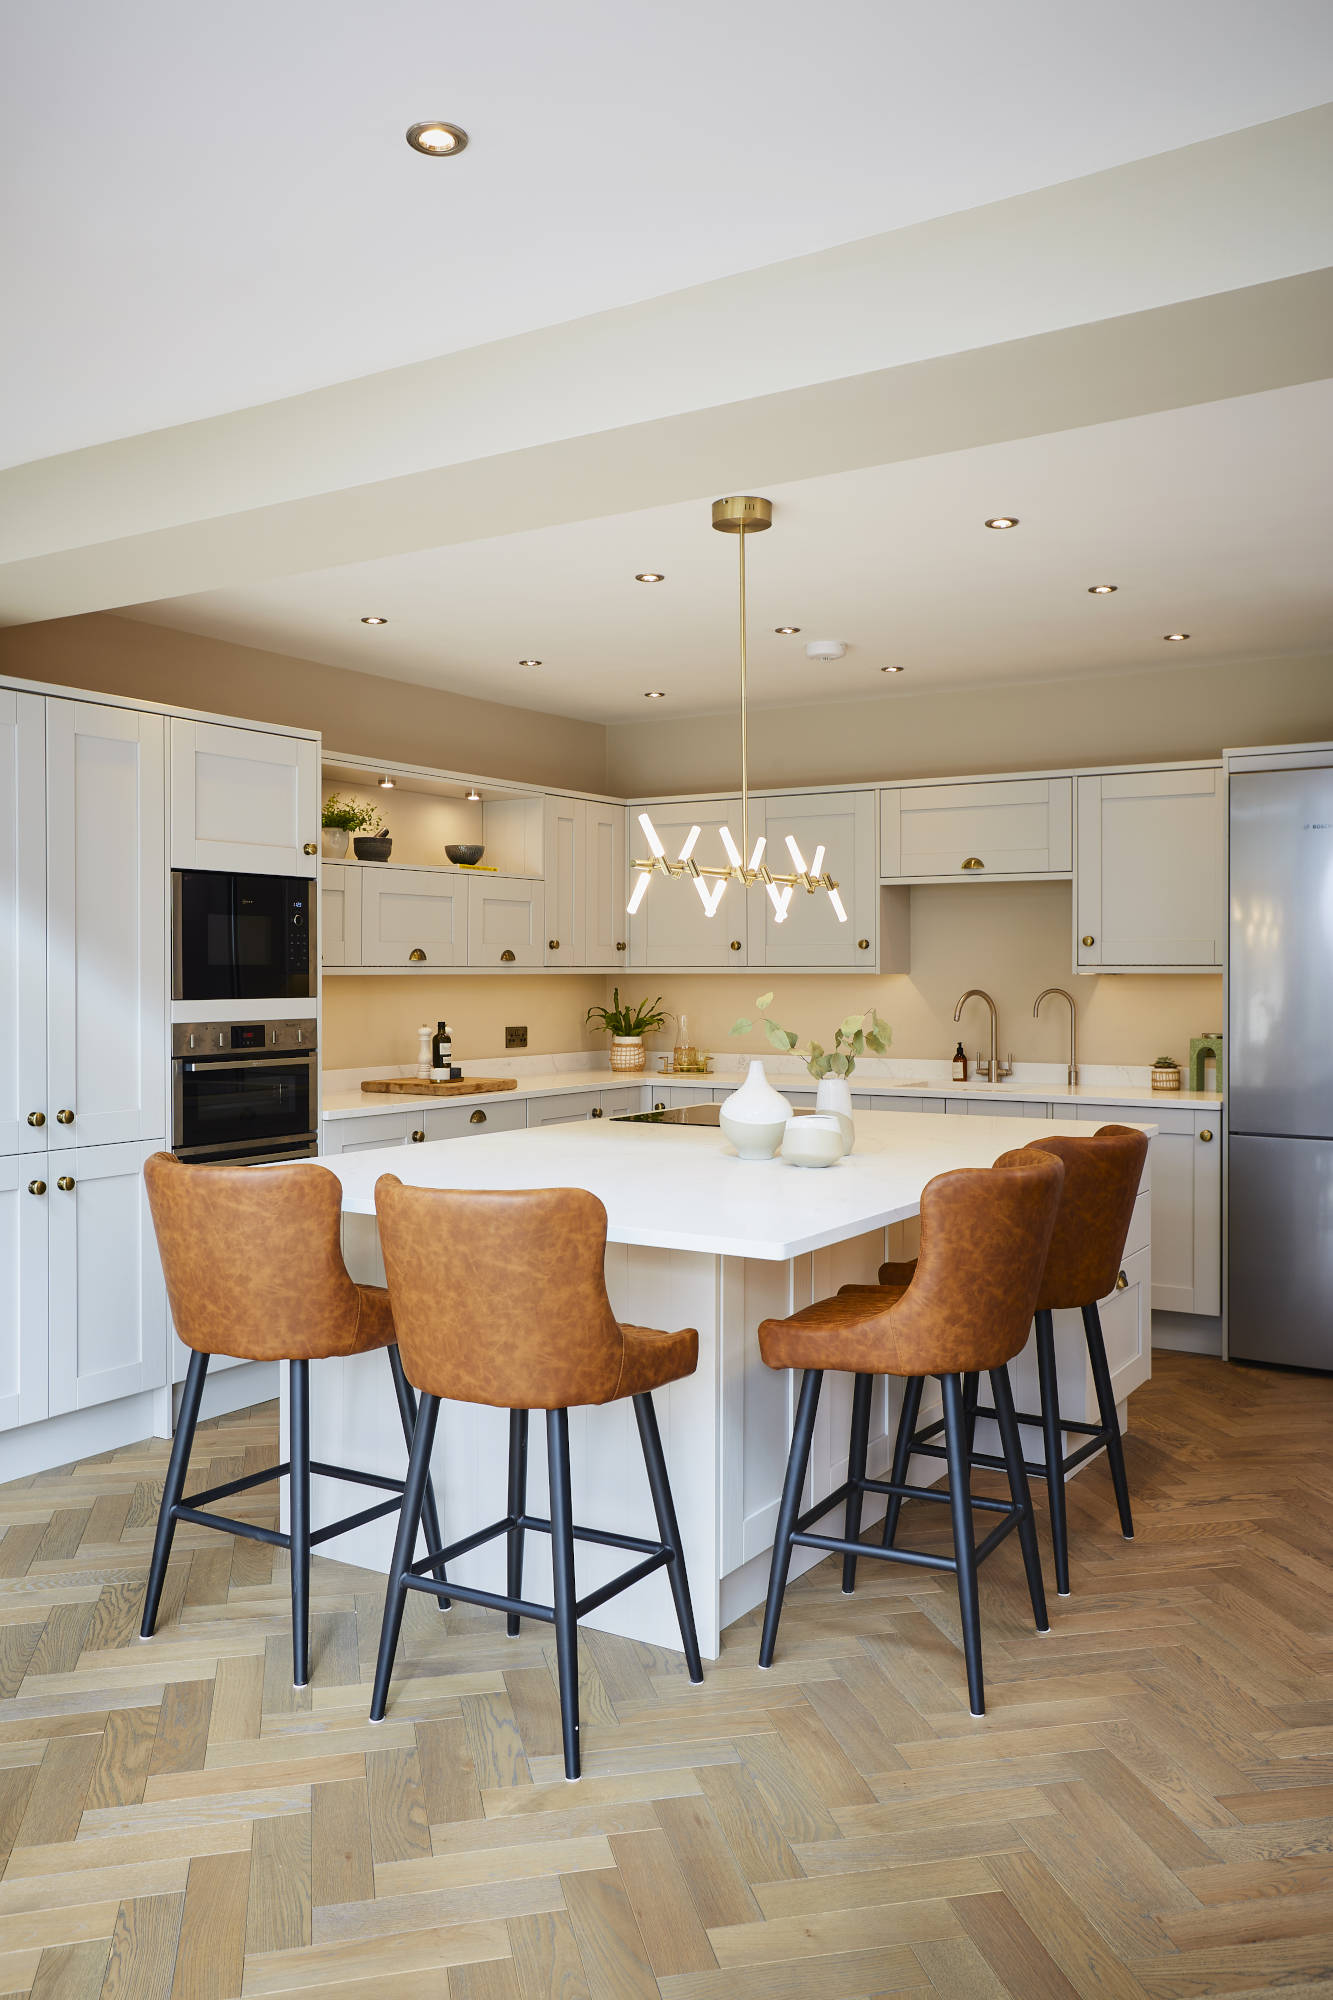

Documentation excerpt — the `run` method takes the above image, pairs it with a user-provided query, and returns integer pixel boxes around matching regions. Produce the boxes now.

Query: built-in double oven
[172,1020,317,1166]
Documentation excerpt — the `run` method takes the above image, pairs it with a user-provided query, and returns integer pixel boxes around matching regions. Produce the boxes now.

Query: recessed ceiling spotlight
[644,691,666,699]
[360,615,388,625]
[1163,632,1191,642]
[466,786,481,802]
[1088,584,1118,595]
[518,658,542,667]
[379,775,395,789]
[774,626,801,635]
[634,572,665,583]
[406,121,468,156]
[881,665,905,674]
[984,516,1019,530]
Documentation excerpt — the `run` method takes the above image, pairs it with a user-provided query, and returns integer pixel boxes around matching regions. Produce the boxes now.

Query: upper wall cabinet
[750,791,878,969]
[171,720,320,876]
[584,801,628,969]
[628,799,749,970]
[1076,766,1223,971]
[0,692,46,1158]
[361,866,464,969]
[467,875,545,970]
[880,777,1072,881]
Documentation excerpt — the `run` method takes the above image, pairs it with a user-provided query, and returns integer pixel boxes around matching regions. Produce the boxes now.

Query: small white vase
[322,826,349,859]
[815,1075,855,1152]
[781,1114,846,1168]
[720,1058,792,1162]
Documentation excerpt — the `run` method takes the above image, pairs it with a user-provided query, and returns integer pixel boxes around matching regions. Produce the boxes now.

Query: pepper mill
[416,1024,432,1079]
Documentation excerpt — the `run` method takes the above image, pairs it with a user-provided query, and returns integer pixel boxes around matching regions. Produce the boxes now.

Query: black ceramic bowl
[445,843,485,866]
[353,835,393,862]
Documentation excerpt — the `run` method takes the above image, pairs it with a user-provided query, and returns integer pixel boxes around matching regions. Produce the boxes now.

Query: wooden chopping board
[360,1076,519,1097]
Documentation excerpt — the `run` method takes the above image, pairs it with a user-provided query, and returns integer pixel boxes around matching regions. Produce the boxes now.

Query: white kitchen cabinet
[46,700,168,1148]
[526,1089,617,1126]
[628,799,749,969]
[584,802,628,970]
[1076,766,1223,970]
[881,777,1072,880]
[467,875,544,970]
[321,1112,411,1156]
[0,692,46,1158]
[47,1141,168,1416]
[361,866,465,969]
[170,719,319,876]
[321,863,362,968]
[422,1098,529,1141]
[952,1098,1051,1119]
[1073,1100,1220,1316]
[0,1156,50,1430]
[750,790,878,970]
[543,795,583,967]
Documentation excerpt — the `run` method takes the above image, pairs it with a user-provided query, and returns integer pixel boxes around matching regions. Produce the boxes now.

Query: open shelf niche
[321,756,544,879]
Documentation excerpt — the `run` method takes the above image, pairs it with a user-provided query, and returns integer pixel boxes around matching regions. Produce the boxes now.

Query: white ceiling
[124,381,1333,723]
[5,0,1333,468]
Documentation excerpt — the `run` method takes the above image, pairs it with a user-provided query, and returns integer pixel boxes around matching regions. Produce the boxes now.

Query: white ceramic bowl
[780,1114,846,1169]
[719,1111,787,1161]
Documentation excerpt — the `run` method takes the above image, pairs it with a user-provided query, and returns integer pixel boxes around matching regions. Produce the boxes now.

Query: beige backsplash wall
[643,882,1222,1073]
[322,974,609,1070]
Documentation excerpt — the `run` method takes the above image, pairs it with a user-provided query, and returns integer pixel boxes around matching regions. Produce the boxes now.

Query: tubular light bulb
[638,812,665,859]
[767,882,792,922]
[786,835,808,874]
[748,835,766,870]
[810,845,825,879]
[626,871,652,916]
[677,824,702,863]
[695,876,726,917]
[718,824,743,868]
[828,887,848,923]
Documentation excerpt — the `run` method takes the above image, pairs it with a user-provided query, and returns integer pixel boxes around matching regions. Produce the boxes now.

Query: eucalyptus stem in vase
[730,995,891,1151]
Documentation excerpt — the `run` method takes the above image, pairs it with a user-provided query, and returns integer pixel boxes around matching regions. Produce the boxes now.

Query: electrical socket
[505,1025,528,1048]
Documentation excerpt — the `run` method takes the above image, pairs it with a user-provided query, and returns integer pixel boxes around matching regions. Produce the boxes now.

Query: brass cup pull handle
[1082,935,1095,947]
[654,1101,666,1110]
[500,950,516,963]
[730,939,742,951]
[26,1111,44,1127]
[1115,1270,1129,1290]
[857,938,870,950]
[408,948,427,962]
[961,857,985,871]
[469,1109,487,1124]
[548,939,560,950]
[1199,1128,1214,1143]
[616,941,627,951]
[303,843,317,855]
[590,1107,604,1118]
[411,1130,425,1143]
[27,1180,46,1196]
[56,1109,74,1124]
[56,1176,75,1192]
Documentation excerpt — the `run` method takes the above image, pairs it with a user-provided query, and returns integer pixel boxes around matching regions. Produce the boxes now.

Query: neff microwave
[172,869,314,1001]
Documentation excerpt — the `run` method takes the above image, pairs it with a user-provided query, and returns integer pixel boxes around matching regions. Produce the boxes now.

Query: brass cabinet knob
[961,857,985,871]
[469,1108,487,1124]
[616,941,627,951]
[857,938,870,950]
[408,948,427,962]
[56,1176,75,1192]
[1082,935,1095,947]
[1115,1269,1129,1290]
[411,1130,425,1143]
[26,1111,44,1127]
[730,939,742,951]
[1199,1128,1214,1143]
[590,1107,604,1118]
[654,1101,666,1110]
[548,939,560,951]
[56,1109,74,1124]
[27,1180,46,1196]
[303,843,317,855]
[500,950,516,963]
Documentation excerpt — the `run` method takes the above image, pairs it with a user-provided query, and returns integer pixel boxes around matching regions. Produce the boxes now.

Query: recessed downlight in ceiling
[644,690,666,699]
[1163,631,1191,641]
[518,657,542,666]
[1088,583,1118,594]
[634,572,665,583]
[406,121,469,156]
[984,516,1019,530]
[774,626,800,635]
[881,665,905,674]
[360,615,388,625]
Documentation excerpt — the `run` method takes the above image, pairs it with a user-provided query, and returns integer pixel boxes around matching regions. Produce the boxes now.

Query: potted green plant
[730,995,891,1149]
[322,792,385,860]
[585,990,668,1072]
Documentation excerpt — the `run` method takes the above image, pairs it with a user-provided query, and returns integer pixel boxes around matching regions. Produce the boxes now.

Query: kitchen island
[310,1108,1153,1656]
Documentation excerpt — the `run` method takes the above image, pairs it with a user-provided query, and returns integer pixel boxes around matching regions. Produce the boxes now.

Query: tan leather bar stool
[882,1124,1149,1596]
[369,1178,704,1779]
[757,1149,1063,1717]
[141,1153,447,1686]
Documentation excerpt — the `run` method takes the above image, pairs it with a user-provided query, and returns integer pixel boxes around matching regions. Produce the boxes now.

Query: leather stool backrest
[374,1178,626,1409]
[144,1151,363,1361]
[881,1150,1064,1375]
[1010,1125,1149,1310]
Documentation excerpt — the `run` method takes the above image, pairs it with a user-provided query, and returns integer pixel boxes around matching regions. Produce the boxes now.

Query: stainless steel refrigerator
[1228,750,1333,1369]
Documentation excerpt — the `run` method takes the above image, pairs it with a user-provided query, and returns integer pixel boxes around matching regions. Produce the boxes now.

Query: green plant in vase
[585,990,669,1073]
[321,793,384,858]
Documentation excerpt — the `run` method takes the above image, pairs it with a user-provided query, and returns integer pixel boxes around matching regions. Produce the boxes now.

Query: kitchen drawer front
[1073,1099,1192,1136]
[326,1112,411,1153]
[467,876,544,969]
[361,868,464,968]
[961,1098,1051,1118]
[854,1093,923,1112]
[421,1099,528,1141]
[881,777,1071,880]
[527,1089,604,1125]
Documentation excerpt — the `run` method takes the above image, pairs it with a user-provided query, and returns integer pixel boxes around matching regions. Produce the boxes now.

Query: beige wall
[606,651,1333,796]
[323,974,610,1071]
[652,883,1221,1074]
[0,612,610,793]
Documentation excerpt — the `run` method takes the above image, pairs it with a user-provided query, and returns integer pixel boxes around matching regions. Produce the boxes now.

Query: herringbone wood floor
[0,1353,1330,1998]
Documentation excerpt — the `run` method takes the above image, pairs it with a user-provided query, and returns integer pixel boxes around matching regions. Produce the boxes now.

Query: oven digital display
[230,1024,266,1049]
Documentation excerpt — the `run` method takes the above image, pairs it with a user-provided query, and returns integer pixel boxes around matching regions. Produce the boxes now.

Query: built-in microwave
[172,869,314,1002]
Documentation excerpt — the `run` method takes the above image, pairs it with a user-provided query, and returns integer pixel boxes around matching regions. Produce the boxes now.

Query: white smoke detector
[804,639,847,662]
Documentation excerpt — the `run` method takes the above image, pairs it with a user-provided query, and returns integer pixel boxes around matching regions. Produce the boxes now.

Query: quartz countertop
[321,1107,1157,1261]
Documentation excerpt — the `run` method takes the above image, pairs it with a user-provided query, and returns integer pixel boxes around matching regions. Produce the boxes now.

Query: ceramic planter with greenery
[731,995,891,1149]
[585,990,668,1072]
[322,793,386,860]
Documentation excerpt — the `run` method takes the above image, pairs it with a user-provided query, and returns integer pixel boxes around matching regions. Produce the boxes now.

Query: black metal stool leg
[387,1344,449,1609]
[1084,1303,1134,1541]
[941,1372,985,1717]
[634,1392,703,1682]
[962,1371,981,1459]
[289,1360,311,1687]
[881,1374,922,1549]
[547,1409,581,1779]
[506,1409,529,1637]
[370,1394,440,1722]
[141,1350,209,1639]
[991,1367,1049,1633]
[1034,1309,1071,1596]
[841,1373,873,1594]
[758,1369,823,1669]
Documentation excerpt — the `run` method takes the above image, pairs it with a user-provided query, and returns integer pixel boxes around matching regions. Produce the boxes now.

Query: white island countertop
[320,1107,1156,1262]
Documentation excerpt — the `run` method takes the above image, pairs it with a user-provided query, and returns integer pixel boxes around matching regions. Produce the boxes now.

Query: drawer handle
[409,948,427,962]
[857,938,870,950]
[590,1107,604,1118]
[730,939,742,952]
[961,857,984,870]
[26,1111,44,1127]
[1082,935,1095,947]
[1199,1128,1214,1143]
[27,1180,46,1196]
[303,843,317,855]
[411,1129,425,1143]
[548,939,560,951]
[654,1101,666,1110]
[56,1109,74,1124]
[56,1176,75,1192]
[616,941,627,951]
[470,1109,487,1124]
[1115,1269,1128,1290]
[500,950,516,963]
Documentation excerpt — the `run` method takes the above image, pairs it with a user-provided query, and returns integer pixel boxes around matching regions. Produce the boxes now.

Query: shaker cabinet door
[47,1141,169,1416]
[321,863,363,968]
[0,1155,49,1430]
[1076,768,1223,970]
[466,876,544,969]
[0,692,46,1157]
[628,800,748,969]
[881,777,1071,880]
[583,802,628,969]
[170,720,319,876]
[750,790,876,969]
[360,867,465,968]
[543,796,585,967]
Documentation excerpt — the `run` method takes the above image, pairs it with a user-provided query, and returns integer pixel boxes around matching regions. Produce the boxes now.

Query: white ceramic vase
[719,1058,791,1161]
[781,1114,846,1168]
[815,1075,855,1151]
[322,826,349,859]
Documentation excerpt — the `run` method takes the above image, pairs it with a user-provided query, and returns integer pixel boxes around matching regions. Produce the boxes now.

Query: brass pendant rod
[738,524,749,864]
